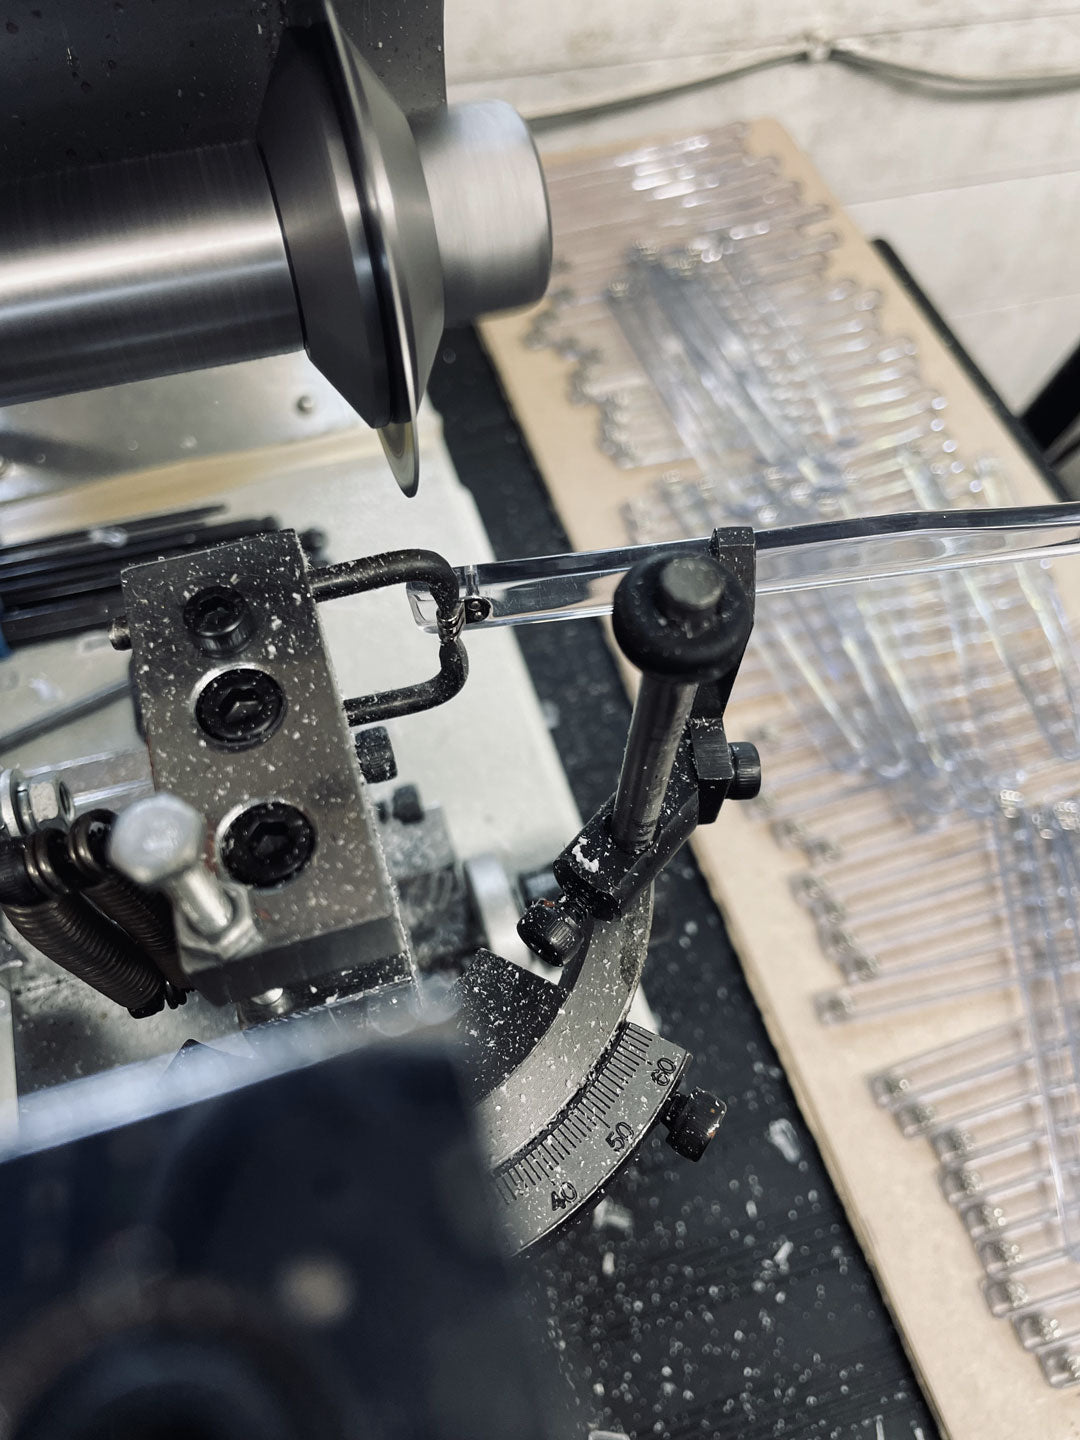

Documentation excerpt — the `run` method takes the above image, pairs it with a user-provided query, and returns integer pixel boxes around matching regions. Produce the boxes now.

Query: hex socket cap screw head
[183,584,256,659]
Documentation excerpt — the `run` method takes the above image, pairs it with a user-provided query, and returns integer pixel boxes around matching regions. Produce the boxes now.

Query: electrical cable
[831,43,1080,98]
[525,41,1080,130]
[527,49,807,130]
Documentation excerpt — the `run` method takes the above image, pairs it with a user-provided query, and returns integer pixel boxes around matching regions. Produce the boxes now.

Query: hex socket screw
[108,793,234,939]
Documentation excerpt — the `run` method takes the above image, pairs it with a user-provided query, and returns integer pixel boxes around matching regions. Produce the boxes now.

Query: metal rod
[0,507,223,567]
[611,675,697,854]
[0,517,283,603]
[610,555,727,854]
[1,596,121,648]
[0,680,131,755]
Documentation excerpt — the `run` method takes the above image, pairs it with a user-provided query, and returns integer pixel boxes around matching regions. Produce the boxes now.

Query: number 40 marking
[551,1180,578,1211]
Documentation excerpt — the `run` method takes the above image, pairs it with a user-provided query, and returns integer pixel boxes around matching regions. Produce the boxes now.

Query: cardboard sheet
[481,119,1080,1439]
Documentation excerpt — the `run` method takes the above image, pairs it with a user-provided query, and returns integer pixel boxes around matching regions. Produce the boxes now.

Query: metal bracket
[548,528,759,920]
[308,548,469,725]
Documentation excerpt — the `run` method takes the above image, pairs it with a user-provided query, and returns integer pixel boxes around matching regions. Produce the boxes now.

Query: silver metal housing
[413,101,553,327]
[0,144,302,405]
[121,530,409,1004]
[0,3,552,498]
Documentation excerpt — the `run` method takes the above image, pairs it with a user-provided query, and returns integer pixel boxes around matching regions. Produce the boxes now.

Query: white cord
[524,40,1080,130]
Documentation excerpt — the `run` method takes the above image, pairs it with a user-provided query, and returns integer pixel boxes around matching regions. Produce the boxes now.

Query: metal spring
[67,811,186,989]
[2,895,166,1015]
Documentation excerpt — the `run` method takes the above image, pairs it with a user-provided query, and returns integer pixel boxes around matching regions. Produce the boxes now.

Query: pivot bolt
[183,584,255,659]
[195,667,285,748]
[657,555,724,630]
[728,741,762,801]
[663,1085,727,1161]
[517,895,591,967]
[108,793,235,939]
[221,801,316,889]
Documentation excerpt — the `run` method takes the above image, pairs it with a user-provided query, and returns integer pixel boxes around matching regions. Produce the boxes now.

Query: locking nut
[390,785,423,825]
[0,767,73,838]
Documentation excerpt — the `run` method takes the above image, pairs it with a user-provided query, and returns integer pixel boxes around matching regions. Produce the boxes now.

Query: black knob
[183,584,256,658]
[728,741,762,801]
[354,726,398,785]
[517,896,591,967]
[663,1085,727,1161]
[612,552,752,681]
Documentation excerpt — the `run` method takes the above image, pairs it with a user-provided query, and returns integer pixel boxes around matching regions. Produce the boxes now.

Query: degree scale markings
[492,1023,691,1250]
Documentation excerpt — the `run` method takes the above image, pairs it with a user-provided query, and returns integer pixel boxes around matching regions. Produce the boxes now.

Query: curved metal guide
[457,890,688,1250]
[490,1022,688,1252]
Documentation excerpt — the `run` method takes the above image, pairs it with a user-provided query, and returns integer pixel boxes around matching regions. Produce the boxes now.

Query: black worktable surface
[429,329,938,1440]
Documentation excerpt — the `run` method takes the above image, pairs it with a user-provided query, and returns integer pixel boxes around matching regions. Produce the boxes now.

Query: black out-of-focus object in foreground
[0,1041,562,1440]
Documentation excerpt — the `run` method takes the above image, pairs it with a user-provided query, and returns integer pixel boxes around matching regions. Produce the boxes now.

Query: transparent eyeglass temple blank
[406,504,1080,633]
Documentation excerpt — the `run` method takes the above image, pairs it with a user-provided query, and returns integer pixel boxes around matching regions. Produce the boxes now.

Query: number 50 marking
[605,1121,634,1152]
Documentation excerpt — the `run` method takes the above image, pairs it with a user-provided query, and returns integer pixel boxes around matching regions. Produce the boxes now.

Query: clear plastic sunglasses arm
[406,504,1080,633]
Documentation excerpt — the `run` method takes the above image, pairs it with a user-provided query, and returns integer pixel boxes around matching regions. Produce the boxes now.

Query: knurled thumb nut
[728,741,762,801]
[517,896,591,967]
[664,1086,727,1161]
